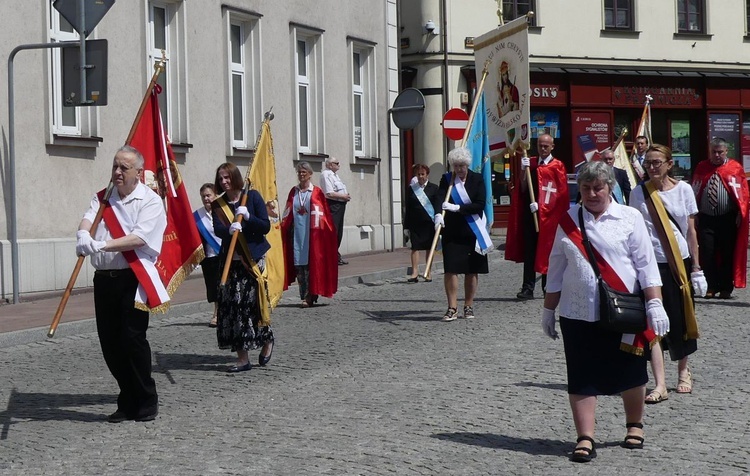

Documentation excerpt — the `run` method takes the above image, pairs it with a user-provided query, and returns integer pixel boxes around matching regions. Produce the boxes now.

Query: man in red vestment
[280,165,338,305]
[690,137,749,298]
[505,134,569,299]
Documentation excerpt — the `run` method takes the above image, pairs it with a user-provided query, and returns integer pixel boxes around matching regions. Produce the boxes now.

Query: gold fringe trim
[134,245,205,315]
[619,342,644,356]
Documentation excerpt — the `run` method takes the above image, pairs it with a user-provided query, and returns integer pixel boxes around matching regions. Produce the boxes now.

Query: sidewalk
[0,247,434,340]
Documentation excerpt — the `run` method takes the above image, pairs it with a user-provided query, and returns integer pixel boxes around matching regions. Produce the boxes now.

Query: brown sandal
[676,369,693,394]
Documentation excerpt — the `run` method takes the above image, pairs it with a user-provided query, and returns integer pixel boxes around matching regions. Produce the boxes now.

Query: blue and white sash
[449,175,494,255]
[612,181,624,204]
[410,182,435,218]
[193,209,221,255]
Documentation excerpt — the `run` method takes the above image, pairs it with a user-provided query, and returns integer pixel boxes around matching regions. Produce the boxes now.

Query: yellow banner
[250,121,285,309]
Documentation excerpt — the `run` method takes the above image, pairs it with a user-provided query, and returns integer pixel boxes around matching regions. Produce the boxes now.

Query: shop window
[604,0,634,30]
[502,1,536,26]
[670,119,691,179]
[676,0,705,34]
[747,0,750,36]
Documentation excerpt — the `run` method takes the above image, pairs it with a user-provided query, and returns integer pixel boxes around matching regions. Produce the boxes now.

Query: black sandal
[622,422,644,449]
[570,435,596,463]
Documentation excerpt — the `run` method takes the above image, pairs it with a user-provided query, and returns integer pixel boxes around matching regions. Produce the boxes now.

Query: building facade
[0,0,400,298]
[399,0,750,226]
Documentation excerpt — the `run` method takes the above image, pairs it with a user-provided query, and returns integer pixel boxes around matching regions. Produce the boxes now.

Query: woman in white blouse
[629,144,705,403]
[541,161,669,463]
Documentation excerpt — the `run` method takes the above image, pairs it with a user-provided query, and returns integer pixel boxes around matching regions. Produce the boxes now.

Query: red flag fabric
[280,186,338,298]
[691,158,749,288]
[128,89,205,311]
[505,156,569,274]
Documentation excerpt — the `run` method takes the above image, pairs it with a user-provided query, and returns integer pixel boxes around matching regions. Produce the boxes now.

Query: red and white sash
[98,189,170,311]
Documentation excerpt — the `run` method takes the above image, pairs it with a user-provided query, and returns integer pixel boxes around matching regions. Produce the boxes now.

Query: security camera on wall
[424,20,439,35]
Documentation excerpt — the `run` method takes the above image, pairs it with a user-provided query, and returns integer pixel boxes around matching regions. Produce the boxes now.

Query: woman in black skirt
[435,147,491,321]
[211,163,273,373]
[541,161,670,463]
[193,183,222,327]
[629,144,703,402]
[404,164,440,282]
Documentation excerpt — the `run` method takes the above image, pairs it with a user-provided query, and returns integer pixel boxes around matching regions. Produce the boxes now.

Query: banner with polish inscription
[473,16,530,157]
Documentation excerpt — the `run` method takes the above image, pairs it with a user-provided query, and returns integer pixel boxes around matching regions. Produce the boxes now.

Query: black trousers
[327,199,347,258]
[94,269,158,417]
[698,212,738,293]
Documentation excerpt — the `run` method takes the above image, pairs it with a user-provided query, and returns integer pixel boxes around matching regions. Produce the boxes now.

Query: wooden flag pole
[423,61,490,280]
[219,109,274,286]
[524,150,539,232]
[47,55,167,338]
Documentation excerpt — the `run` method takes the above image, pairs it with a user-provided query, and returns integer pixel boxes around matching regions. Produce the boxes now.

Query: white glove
[235,206,250,221]
[76,230,105,256]
[541,308,559,340]
[521,156,530,170]
[229,222,243,235]
[433,214,444,230]
[690,270,708,297]
[646,298,670,337]
[442,202,460,213]
[529,202,539,213]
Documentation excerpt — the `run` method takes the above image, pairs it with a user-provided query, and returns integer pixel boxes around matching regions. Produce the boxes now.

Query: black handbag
[578,208,647,334]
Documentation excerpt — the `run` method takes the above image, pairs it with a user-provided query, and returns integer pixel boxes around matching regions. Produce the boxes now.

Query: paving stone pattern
[1,251,749,475]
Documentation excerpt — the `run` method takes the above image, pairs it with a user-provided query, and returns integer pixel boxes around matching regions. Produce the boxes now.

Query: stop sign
[442,108,469,140]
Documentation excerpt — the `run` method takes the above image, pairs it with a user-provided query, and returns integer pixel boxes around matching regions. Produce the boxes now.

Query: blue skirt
[560,317,647,396]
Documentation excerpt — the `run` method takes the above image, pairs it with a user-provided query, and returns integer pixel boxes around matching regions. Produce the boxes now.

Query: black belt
[95,269,134,278]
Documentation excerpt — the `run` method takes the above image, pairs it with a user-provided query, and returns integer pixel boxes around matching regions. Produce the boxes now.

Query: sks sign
[530,84,567,106]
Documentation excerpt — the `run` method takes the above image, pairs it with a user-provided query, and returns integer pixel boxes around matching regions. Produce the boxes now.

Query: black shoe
[516,289,534,300]
[134,409,158,422]
[107,410,130,423]
[227,362,251,373]
[338,258,349,265]
[259,340,274,367]
[407,277,419,283]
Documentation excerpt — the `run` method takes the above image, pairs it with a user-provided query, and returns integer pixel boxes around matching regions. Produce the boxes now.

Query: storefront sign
[530,84,567,106]
[571,110,612,169]
[742,120,750,174]
[612,86,702,108]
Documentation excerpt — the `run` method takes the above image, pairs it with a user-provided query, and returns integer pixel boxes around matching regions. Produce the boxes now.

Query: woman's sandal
[645,388,669,404]
[676,369,693,394]
[622,422,644,449]
[570,435,596,463]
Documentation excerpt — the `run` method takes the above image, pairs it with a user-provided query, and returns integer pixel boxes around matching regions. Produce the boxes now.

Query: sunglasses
[643,160,666,168]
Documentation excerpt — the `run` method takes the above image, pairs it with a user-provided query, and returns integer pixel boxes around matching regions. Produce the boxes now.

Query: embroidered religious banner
[473,15,530,157]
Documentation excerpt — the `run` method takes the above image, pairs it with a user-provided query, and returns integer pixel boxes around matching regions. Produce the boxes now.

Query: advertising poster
[571,110,612,170]
[708,113,740,160]
[530,111,560,139]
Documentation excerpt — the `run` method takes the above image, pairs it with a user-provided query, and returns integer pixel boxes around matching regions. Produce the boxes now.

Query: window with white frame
[49,10,80,135]
[351,42,376,158]
[147,1,188,143]
[293,28,324,155]
[227,11,261,150]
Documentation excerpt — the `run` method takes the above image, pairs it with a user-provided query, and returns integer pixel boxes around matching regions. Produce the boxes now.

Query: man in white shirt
[76,145,167,423]
[320,157,351,265]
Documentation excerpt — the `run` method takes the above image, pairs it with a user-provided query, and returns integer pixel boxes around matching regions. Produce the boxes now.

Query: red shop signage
[612,86,702,108]
[530,84,567,106]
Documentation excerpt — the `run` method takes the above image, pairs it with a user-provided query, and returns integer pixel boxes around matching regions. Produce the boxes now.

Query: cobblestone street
[1,251,749,475]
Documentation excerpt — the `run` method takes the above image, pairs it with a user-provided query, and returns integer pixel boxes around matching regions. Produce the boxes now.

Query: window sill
[673,32,712,39]
[354,156,381,166]
[231,147,256,159]
[600,28,640,38]
[49,134,103,149]
[297,152,329,164]
[528,26,543,34]
[171,142,193,155]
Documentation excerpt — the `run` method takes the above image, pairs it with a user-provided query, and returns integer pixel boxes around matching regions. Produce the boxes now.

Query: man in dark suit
[601,149,631,205]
